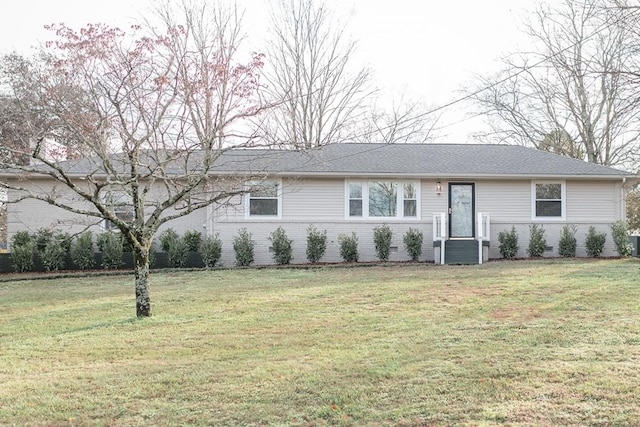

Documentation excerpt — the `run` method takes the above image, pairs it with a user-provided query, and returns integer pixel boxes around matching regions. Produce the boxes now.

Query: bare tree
[610,1,640,103]
[0,1,268,317]
[0,96,34,165]
[539,128,585,159]
[357,93,441,144]
[260,0,372,148]
[470,0,640,168]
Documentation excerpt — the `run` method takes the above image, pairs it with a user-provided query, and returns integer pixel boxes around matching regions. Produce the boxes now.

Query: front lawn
[1,259,640,426]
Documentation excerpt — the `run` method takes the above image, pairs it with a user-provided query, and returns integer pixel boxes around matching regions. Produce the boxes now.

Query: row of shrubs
[8,225,425,272]
[234,224,424,266]
[497,221,632,259]
[9,228,224,273]
[8,221,632,272]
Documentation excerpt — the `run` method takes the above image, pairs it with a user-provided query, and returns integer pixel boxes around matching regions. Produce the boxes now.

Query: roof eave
[2,170,630,181]
[230,171,630,180]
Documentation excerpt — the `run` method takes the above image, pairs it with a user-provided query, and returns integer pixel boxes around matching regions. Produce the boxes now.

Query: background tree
[470,0,640,169]
[0,96,34,165]
[260,0,372,148]
[0,52,111,161]
[611,1,640,113]
[538,129,585,159]
[356,93,441,144]
[0,1,267,317]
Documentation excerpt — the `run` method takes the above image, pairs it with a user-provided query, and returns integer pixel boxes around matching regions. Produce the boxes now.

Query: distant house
[2,143,631,265]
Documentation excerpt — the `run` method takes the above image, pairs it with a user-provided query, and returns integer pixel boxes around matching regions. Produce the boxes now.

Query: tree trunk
[134,248,152,317]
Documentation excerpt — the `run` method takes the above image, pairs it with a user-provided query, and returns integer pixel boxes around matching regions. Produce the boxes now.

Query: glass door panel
[449,183,474,238]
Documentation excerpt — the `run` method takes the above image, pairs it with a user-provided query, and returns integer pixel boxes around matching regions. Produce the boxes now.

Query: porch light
[436,181,442,195]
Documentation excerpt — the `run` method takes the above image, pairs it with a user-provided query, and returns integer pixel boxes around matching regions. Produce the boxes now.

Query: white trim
[345,179,421,220]
[201,171,629,181]
[244,179,282,220]
[531,180,566,221]
[477,212,490,264]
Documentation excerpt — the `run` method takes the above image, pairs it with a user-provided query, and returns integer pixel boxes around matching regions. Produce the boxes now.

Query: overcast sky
[0,0,552,142]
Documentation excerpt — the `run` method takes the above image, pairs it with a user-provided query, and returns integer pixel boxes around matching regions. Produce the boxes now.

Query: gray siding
[213,177,626,264]
[478,179,624,259]
[6,179,210,250]
[5,176,625,263]
[7,181,98,238]
[475,180,531,222]
[211,221,433,267]
[282,178,344,220]
[211,177,434,265]
[566,180,622,221]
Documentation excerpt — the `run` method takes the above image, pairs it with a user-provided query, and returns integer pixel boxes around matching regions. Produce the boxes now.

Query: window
[403,183,417,217]
[533,181,565,219]
[104,191,134,230]
[348,182,363,217]
[369,181,397,217]
[346,180,419,219]
[247,180,281,218]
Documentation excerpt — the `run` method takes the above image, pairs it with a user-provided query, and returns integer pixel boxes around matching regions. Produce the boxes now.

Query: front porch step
[445,240,479,265]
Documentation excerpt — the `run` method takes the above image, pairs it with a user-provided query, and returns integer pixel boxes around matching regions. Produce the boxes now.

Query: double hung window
[533,181,565,219]
[247,180,281,218]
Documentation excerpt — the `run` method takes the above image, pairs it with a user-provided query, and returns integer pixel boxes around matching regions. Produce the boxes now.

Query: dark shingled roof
[209,143,629,178]
[26,143,629,179]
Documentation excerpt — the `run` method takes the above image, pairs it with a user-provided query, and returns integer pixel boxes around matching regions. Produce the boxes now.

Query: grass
[2,259,640,426]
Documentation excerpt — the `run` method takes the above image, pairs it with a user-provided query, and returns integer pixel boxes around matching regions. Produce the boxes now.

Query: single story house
[2,143,632,265]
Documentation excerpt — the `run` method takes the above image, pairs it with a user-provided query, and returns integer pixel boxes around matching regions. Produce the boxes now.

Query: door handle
[448,208,452,215]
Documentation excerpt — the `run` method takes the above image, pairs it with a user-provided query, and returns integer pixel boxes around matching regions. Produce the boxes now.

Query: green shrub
[403,228,423,261]
[167,237,189,268]
[610,220,632,257]
[159,228,179,252]
[42,243,66,271]
[11,232,34,272]
[96,231,124,269]
[558,224,577,257]
[58,231,72,253]
[12,230,32,247]
[233,228,255,267]
[269,226,293,265]
[33,228,53,253]
[11,242,35,272]
[306,225,327,263]
[158,228,190,267]
[338,232,359,263]
[527,224,547,258]
[373,224,393,261]
[498,226,519,260]
[71,232,95,270]
[200,234,223,268]
[183,230,202,252]
[41,232,69,271]
[585,226,606,258]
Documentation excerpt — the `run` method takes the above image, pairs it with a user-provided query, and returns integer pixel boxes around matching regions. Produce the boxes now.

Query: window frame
[531,180,566,221]
[345,180,421,220]
[402,182,418,218]
[348,182,363,217]
[102,190,134,231]
[245,179,282,219]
